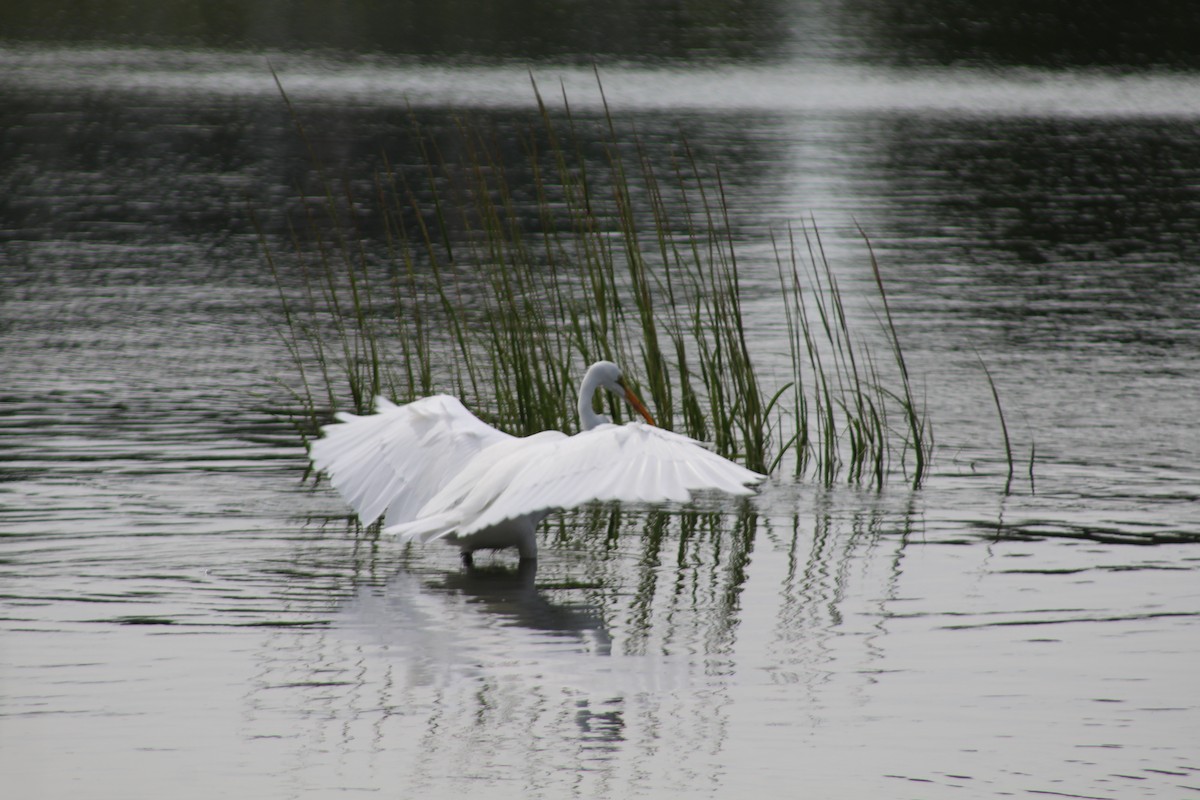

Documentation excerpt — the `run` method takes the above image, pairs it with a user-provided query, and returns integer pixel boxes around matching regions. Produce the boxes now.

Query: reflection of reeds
[263,77,932,486]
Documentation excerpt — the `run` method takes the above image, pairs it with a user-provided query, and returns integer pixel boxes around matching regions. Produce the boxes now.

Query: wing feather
[309,394,512,527]
[459,423,765,535]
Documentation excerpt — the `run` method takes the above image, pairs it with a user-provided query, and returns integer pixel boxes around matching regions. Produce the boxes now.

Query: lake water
[3,36,1200,800]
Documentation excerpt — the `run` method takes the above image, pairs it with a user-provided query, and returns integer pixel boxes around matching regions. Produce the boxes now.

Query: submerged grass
[262,75,933,487]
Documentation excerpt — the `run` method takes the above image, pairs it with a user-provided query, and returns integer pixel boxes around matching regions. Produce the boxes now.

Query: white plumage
[309,361,766,561]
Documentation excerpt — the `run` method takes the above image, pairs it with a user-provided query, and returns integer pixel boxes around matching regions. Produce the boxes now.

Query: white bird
[308,360,766,562]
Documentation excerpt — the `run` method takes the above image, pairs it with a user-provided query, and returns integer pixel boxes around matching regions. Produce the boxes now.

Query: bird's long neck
[578,368,605,431]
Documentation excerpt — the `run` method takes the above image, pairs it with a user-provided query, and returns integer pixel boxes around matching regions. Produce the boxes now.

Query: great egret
[309,360,766,562]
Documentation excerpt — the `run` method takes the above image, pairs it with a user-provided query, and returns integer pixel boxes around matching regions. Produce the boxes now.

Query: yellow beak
[622,383,656,426]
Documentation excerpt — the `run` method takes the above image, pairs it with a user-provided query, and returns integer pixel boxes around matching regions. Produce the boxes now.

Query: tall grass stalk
[264,76,933,485]
[977,353,1014,494]
[859,223,932,488]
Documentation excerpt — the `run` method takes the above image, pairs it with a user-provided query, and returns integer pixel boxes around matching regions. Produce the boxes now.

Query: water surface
[2,42,1199,799]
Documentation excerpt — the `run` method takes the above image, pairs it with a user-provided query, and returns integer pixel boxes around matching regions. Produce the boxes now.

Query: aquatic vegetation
[260,75,933,487]
[976,352,1013,493]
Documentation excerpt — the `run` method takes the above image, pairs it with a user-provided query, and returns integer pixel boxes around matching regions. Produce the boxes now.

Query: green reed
[976,353,1014,494]
[263,75,933,485]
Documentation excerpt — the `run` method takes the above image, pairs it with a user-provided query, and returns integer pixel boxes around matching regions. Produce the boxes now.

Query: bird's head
[582,360,656,428]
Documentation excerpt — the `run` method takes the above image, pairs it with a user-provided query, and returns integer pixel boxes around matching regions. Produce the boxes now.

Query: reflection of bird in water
[340,560,611,665]
[310,361,765,563]
[441,560,611,655]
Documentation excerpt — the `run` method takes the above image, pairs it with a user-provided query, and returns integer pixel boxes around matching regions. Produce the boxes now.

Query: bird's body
[309,361,766,561]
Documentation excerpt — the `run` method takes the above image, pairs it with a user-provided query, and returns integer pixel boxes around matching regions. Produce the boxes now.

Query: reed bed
[261,77,933,488]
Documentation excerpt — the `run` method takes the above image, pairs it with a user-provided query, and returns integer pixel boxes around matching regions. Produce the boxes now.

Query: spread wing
[308,394,513,527]
[451,422,766,537]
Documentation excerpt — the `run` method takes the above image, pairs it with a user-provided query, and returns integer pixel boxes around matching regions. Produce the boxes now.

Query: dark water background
[3,5,1200,798]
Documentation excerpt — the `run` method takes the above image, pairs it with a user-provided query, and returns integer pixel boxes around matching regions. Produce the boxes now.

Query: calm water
[3,38,1200,800]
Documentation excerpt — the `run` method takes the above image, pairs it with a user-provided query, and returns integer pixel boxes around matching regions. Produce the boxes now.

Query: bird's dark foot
[460,551,475,569]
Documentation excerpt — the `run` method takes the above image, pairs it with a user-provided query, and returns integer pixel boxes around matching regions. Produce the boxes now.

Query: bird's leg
[516,556,538,582]
[460,550,475,569]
